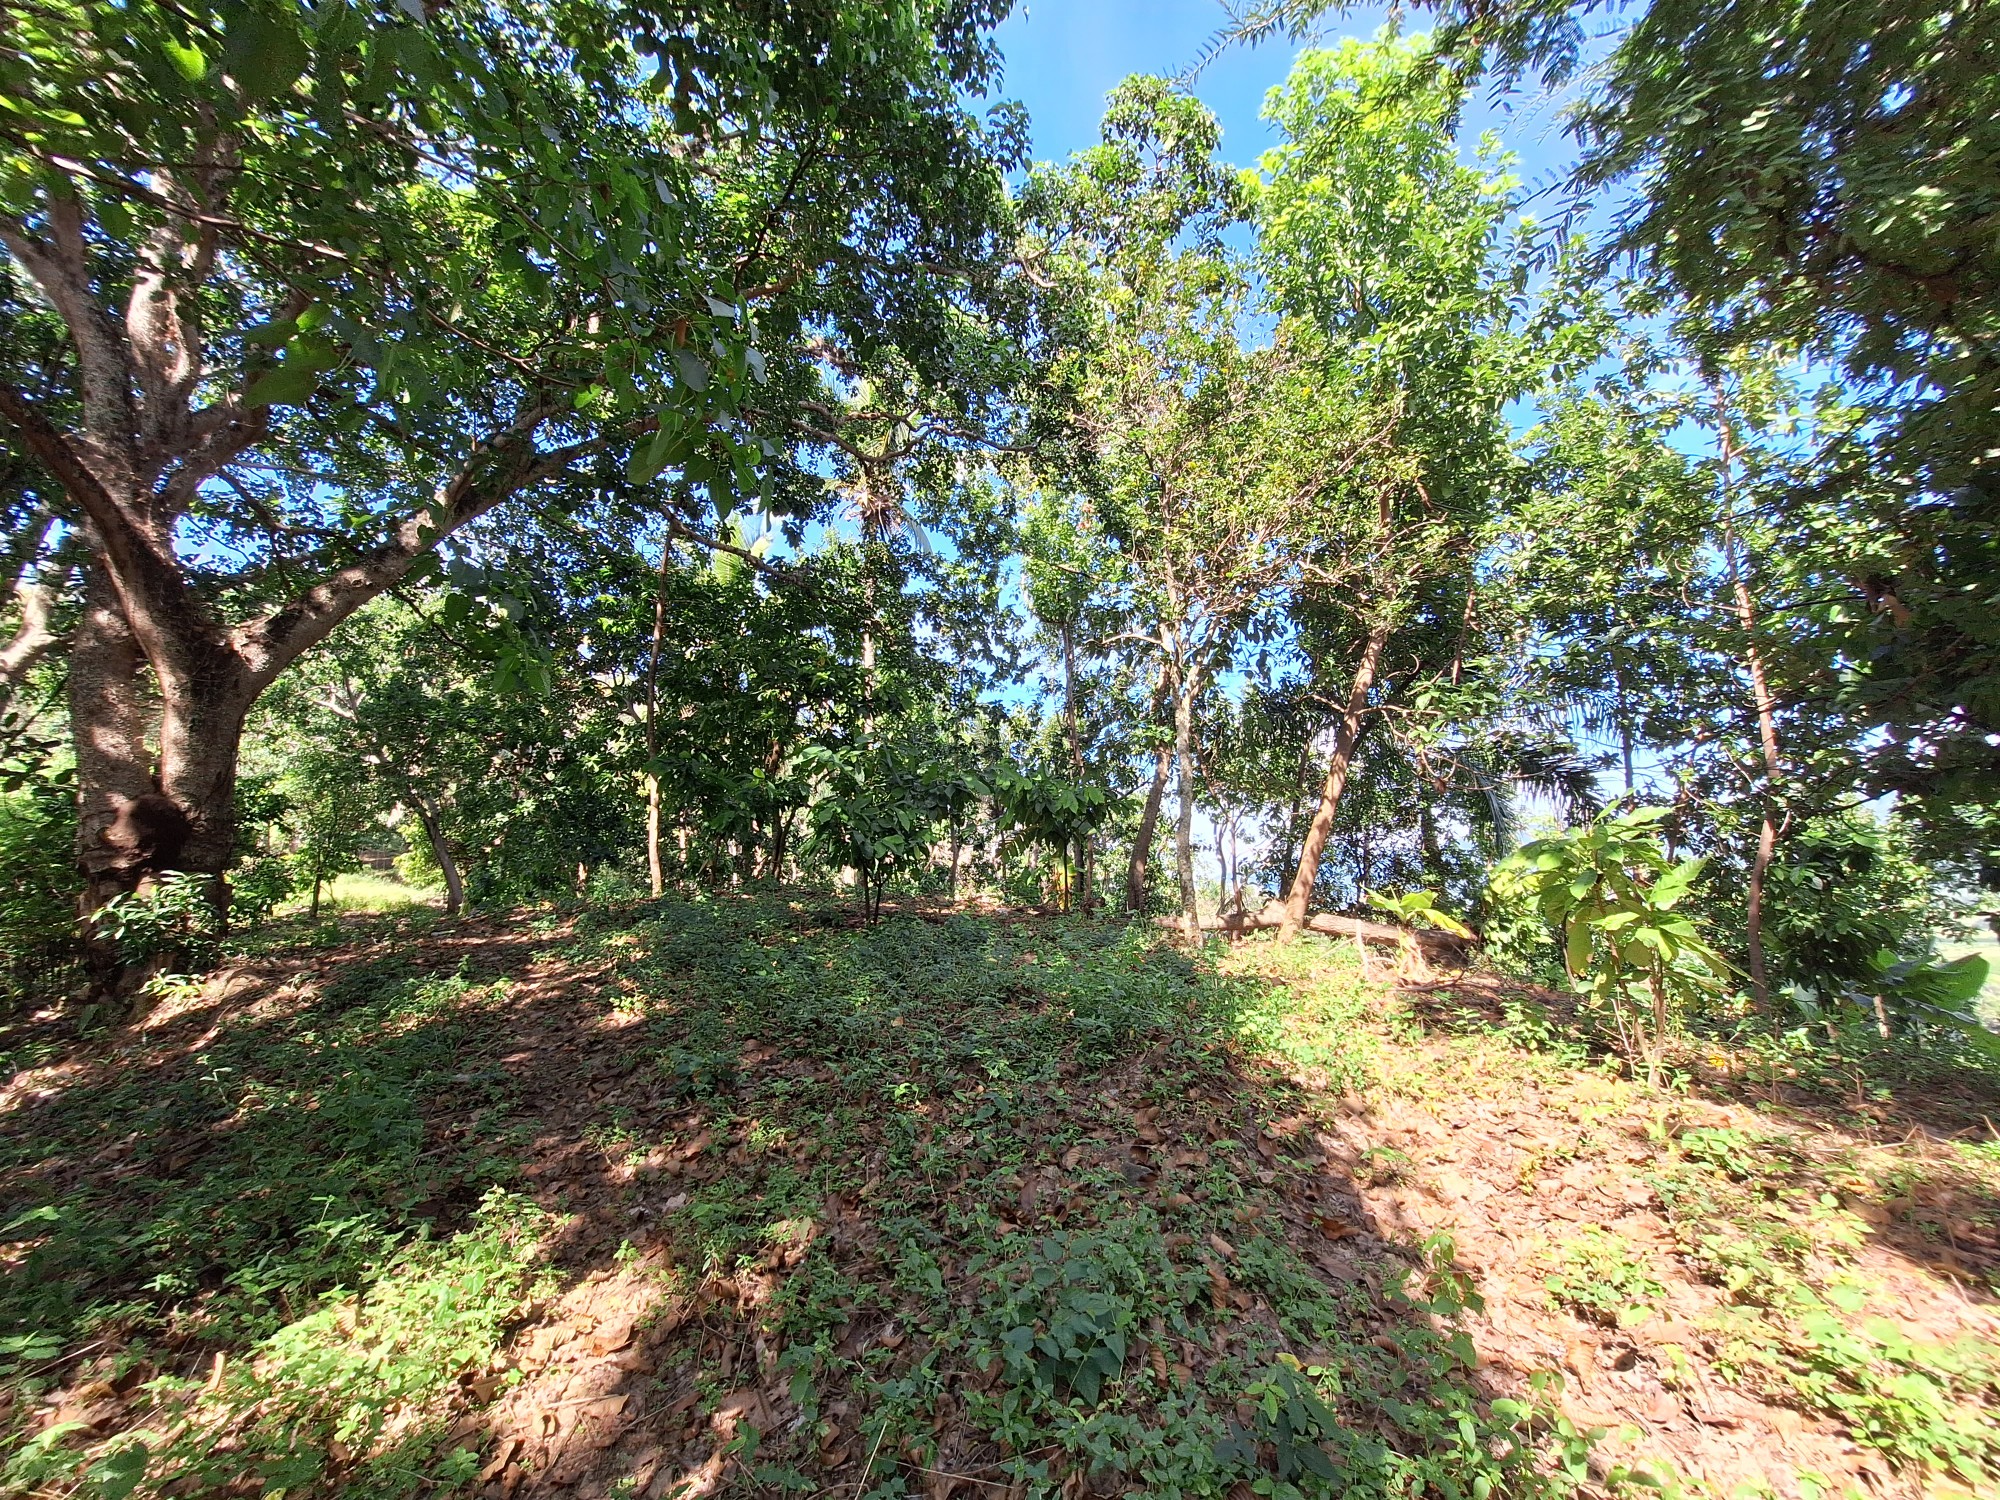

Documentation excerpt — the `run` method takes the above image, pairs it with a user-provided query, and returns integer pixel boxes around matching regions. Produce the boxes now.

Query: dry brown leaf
[476,1437,523,1484]
[588,1316,636,1355]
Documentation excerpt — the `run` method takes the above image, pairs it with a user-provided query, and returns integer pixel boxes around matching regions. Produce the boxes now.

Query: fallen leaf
[477,1437,522,1484]
[588,1315,636,1355]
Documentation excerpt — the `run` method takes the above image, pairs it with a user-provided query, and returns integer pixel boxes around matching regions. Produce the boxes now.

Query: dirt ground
[4,908,1997,1499]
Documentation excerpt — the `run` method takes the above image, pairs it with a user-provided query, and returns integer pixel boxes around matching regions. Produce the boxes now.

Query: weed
[1547,1228,1668,1328]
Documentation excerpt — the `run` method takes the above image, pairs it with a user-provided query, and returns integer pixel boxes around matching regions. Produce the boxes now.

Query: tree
[992,761,1111,912]
[0,0,1024,960]
[1024,80,1375,939]
[1250,34,1551,940]
[1493,807,1729,1084]
[1218,0,2000,854]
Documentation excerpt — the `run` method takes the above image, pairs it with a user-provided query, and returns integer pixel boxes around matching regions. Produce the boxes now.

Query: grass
[1939,928,2000,1025]
[4,895,1997,1499]
[277,871,442,919]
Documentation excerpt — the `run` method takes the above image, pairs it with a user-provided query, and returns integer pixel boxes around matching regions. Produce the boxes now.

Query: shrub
[0,783,80,1005]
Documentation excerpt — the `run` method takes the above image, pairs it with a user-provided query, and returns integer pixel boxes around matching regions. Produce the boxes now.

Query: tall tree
[0,0,1022,953]
[1250,34,1548,939]
[1218,0,2000,860]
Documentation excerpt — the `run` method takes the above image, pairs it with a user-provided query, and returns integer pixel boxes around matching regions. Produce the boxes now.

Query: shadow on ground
[1,899,1576,1500]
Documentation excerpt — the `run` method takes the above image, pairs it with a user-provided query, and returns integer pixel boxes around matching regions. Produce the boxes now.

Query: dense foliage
[2,0,1990,1041]
[3,4,1998,1494]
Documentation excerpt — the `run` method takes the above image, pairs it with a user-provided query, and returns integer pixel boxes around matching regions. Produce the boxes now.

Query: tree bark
[645,537,671,897]
[1126,746,1170,915]
[1278,622,1390,943]
[1172,662,1199,942]
[413,796,465,915]
[1059,619,1094,907]
[1717,403,1783,1019]
[70,565,155,913]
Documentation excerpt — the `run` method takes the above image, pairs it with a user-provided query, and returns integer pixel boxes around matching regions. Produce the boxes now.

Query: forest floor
[3,898,1999,1500]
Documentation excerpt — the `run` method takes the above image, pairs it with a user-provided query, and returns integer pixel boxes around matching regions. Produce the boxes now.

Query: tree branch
[227,399,589,690]
[0,201,135,447]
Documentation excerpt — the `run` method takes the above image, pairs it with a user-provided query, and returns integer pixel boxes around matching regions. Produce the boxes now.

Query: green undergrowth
[1397,976,2000,1492]
[38,897,1944,1496]
[3,899,1609,1499]
[2,961,522,1355]
[538,901,1603,1498]
[1,952,540,1497]
[1649,1131,2000,1485]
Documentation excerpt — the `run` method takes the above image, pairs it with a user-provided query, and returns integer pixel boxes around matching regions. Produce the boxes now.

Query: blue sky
[990,1,1590,198]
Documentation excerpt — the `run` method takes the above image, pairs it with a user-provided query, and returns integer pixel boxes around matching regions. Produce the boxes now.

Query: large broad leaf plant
[1493,806,1729,1081]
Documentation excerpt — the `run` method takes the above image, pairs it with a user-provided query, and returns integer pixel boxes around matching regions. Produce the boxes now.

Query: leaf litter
[3,897,1997,1499]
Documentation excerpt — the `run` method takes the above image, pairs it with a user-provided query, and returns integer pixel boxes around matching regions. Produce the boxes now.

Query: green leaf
[628,418,687,483]
[226,11,310,101]
[673,347,710,392]
[1650,857,1705,909]
[162,37,207,84]
[242,363,321,408]
[86,1442,150,1500]
[242,317,300,348]
[1564,921,1592,978]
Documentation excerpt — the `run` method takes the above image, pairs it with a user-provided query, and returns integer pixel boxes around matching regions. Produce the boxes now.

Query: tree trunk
[1126,745,1170,915]
[413,797,465,914]
[155,653,254,899]
[1216,819,1230,909]
[1278,738,1314,888]
[645,539,670,897]
[1278,622,1390,943]
[1172,668,1199,942]
[1717,403,1783,1020]
[70,566,155,915]
[1059,619,1094,908]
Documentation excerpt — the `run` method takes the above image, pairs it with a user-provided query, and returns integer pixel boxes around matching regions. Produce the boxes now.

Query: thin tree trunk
[1279,622,1390,943]
[645,538,670,897]
[1126,745,1170,914]
[1060,619,1093,907]
[1216,821,1229,909]
[310,873,322,921]
[1172,667,1199,942]
[1716,403,1783,1019]
[413,797,465,914]
[1278,737,1314,888]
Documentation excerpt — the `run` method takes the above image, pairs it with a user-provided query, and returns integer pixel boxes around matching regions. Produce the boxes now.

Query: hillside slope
[3,901,1997,1499]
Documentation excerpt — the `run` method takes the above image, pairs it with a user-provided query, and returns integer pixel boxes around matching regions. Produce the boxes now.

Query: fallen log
[1152,903,1477,968]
